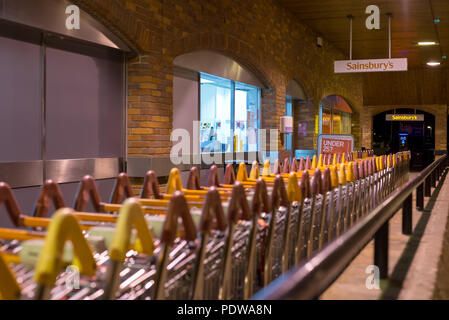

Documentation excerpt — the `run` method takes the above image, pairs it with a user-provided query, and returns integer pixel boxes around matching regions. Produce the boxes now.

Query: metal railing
[252,154,448,300]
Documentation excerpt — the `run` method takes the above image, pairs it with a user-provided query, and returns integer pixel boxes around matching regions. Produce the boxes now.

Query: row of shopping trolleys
[0,150,410,300]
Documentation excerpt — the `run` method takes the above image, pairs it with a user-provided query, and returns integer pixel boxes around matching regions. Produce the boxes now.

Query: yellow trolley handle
[249,161,260,180]
[338,163,347,186]
[103,198,155,300]
[166,168,184,194]
[0,252,21,300]
[262,159,271,176]
[330,165,339,189]
[346,162,356,183]
[108,198,154,261]
[236,162,249,182]
[33,208,96,299]
[287,173,302,203]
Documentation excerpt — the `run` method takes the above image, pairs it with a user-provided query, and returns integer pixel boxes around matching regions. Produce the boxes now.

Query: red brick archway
[167,32,278,90]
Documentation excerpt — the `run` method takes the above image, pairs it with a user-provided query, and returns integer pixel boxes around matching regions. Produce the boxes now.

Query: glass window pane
[235,81,260,152]
[333,111,342,134]
[285,96,293,150]
[321,107,332,134]
[341,112,352,134]
[200,73,232,153]
[285,96,293,116]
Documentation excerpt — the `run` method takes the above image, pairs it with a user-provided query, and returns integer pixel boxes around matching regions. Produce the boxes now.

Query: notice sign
[318,134,354,155]
[334,58,408,73]
[386,114,424,121]
[297,122,307,137]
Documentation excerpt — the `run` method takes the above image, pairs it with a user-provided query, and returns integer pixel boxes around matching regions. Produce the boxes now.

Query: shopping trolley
[0,207,101,300]
[261,175,289,286]
[0,187,155,301]
[191,187,227,300]
[0,150,410,301]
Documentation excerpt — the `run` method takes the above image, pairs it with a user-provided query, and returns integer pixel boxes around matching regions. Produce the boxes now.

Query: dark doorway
[373,108,435,171]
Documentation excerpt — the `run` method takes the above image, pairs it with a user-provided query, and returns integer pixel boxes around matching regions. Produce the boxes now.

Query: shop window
[319,95,352,135]
[284,95,293,150]
[321,107,332,134]
[200,72,260,153]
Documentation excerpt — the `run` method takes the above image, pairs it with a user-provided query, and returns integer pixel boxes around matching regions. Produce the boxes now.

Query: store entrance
[373,108,435,171]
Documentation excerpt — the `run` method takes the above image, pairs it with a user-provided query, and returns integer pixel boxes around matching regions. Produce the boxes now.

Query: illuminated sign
[318,134,354,155]
[334,58,407,73]
[385,114,424,121]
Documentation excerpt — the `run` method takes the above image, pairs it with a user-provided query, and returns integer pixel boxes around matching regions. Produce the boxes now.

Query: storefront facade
[72,0,364,171]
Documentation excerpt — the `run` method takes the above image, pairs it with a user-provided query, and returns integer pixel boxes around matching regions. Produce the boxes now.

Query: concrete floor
[320,170,449,300]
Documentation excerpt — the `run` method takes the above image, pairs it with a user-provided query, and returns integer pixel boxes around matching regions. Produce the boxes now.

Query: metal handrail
[252,154,448,300]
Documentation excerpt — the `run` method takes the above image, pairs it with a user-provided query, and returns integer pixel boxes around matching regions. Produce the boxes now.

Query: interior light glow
[418,41,437,46]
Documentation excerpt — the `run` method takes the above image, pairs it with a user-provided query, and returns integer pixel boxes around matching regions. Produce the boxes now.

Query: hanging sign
[318,134,354,155]
[334,58,408,73]
[386,114,424,121]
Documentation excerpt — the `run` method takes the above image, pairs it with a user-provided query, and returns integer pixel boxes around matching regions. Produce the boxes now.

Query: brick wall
[352,110,361,148]
[293,100,315,150]
[127,55,173,157]
[72,0,364,161]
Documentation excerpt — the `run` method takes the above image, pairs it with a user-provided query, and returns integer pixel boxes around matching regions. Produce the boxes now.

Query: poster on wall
[297,122,307,136]
[318,134,354,155]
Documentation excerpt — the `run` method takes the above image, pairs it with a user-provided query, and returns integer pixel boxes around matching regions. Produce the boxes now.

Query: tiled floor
[320,171,447,300]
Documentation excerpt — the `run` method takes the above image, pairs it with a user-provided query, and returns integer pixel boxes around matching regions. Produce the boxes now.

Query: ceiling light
[427,61,441,66]
[418,41,438,46]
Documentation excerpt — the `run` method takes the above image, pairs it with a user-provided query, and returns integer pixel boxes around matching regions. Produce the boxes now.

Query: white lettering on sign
[323,140,344,148]
[365,5,380,30]
[385,114,424,121]
[334,58,407,73]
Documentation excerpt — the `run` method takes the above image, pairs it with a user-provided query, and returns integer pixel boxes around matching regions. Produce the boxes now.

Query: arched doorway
[319,95,353,135]
[373,108,435,170]
[285,80,307,151]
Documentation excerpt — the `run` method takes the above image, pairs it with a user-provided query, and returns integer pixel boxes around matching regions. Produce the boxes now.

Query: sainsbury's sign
[386,114,424,121]
[334,58,408,73]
